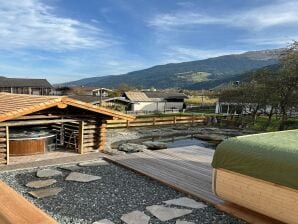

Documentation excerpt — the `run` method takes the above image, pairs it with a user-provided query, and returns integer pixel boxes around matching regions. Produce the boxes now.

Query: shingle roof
[0,77,52,88]
[124,91,152,102]
[0,93,135,122]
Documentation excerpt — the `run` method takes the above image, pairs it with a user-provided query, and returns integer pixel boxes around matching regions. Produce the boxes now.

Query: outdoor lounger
[212,130,298,224]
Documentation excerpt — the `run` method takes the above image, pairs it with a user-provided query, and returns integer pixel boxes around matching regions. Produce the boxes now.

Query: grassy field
[185,96,218,105]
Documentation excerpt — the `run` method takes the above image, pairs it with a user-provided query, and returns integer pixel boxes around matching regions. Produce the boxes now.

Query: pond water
[151,135,217,149]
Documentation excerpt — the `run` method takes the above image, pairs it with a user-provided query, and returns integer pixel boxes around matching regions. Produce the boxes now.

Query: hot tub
[9,128,56,156]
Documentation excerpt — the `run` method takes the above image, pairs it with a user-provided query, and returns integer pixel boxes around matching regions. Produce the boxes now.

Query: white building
[123,91,187,113]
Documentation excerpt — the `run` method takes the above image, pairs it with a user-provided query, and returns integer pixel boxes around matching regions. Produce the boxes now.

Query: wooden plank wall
[107,115,206,128]
[0,127,8,164]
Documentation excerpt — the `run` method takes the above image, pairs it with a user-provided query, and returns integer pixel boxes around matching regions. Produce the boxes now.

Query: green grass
[242,116,298,132]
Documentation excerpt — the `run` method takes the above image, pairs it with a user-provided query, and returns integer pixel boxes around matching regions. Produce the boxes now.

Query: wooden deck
[106,146,221,204]
[105,145,283,224]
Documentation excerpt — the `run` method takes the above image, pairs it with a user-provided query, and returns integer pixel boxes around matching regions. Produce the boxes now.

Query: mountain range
[61,49,281,90]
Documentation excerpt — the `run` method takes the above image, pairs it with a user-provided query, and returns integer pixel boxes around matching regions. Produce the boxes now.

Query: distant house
[0,77,53,95]
[123,91,188,113]
[69,95,131,112]
[92,88,113,97]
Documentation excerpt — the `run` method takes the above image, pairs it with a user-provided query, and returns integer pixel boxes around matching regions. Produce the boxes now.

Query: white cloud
[238,36,298,47]
[0,0,116,51]
[162,47,244,63]
[149,0,298,30]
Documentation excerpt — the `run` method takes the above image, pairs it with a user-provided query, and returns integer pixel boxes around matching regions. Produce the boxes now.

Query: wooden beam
[12,115,62,120]
[5,126,9,165]
[0,119,77,127]
[0,181,57,224]
[98,121,107,152]
[78,121,84,154]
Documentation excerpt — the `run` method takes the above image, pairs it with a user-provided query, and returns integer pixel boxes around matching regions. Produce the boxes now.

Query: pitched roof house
[0,77,53,95]
[123,91,188,112]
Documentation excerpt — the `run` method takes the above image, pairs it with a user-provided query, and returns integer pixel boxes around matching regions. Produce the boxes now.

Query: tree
[277,41,298,130]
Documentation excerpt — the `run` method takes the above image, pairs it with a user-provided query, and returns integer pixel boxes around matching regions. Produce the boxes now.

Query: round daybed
[212,130,298,224]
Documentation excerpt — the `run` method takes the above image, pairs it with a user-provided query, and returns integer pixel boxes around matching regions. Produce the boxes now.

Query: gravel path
[0,162,245,224]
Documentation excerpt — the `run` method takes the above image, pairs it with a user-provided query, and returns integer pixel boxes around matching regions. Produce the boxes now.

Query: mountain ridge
[61,49,281,89]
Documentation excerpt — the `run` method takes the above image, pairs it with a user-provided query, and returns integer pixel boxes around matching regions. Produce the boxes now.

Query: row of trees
[218,41,298,130]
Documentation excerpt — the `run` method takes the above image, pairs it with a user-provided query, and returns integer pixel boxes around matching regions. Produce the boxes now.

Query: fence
[107,115,206,128]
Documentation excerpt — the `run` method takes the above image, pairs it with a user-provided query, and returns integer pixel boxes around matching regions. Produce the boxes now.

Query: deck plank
[105,145,284,224]
[105,146,222,204]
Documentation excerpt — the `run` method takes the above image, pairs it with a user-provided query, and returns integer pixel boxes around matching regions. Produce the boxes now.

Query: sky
[0,0,297,83]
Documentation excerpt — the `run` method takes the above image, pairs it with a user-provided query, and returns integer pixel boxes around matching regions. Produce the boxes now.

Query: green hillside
[62,49,280,89]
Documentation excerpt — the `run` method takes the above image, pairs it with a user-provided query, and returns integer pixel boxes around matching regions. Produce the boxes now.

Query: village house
[70,95,131,111]
[0,93,134,165]
[0,77,53,95]
[123,91,188,113]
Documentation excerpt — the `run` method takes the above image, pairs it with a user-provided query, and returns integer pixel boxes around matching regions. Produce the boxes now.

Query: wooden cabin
[0,93,134,165]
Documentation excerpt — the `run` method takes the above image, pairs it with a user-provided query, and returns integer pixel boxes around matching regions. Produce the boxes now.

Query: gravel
[0,163,245,224]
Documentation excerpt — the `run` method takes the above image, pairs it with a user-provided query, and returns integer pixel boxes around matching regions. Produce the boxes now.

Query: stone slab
[143,141,167,150]
[78,160,109,167]
[146,205,192,222]
[65,172,101,182]
[118,143,147,153]
[93,219,115,224]
[26,179,57,189]
[164,197,207,209]
[121,211,150,224]
[36,169,62,178]
[176,221,195,224]
[29,187,63,199]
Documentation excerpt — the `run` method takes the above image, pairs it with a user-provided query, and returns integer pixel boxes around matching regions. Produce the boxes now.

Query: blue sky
[0,0,297,83]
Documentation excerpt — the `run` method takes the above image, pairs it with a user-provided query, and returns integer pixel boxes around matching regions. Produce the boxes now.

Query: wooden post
[153,117,156,126]
[5,126,9,165]
[78,121,84,154]
[173,116,177,125]
[192,114,195,125]
[126,120,130,128]
[99,121,107,152]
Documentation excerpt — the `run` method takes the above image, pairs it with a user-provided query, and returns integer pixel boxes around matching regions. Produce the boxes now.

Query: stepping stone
[36,169,62,178]
[59,164,81,171]
[121,211,150,224]
[164,197,207,209]
[29,187,62,199]
[176,221,195,224]
[93,219,115,224]
[78,160,109,167]
[146,205,192,222]
[26,179,57,189]
[66,172,101,182]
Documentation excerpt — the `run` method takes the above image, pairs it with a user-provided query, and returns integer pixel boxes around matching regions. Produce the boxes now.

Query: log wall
[82,119,101,153]
[0,127,9,164]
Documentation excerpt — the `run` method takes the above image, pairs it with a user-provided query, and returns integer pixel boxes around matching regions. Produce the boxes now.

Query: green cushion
[212,129,298,189]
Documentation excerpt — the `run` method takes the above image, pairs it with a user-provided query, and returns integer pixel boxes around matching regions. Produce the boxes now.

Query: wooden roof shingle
[124,91,152,102]
[0,93,134,122]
